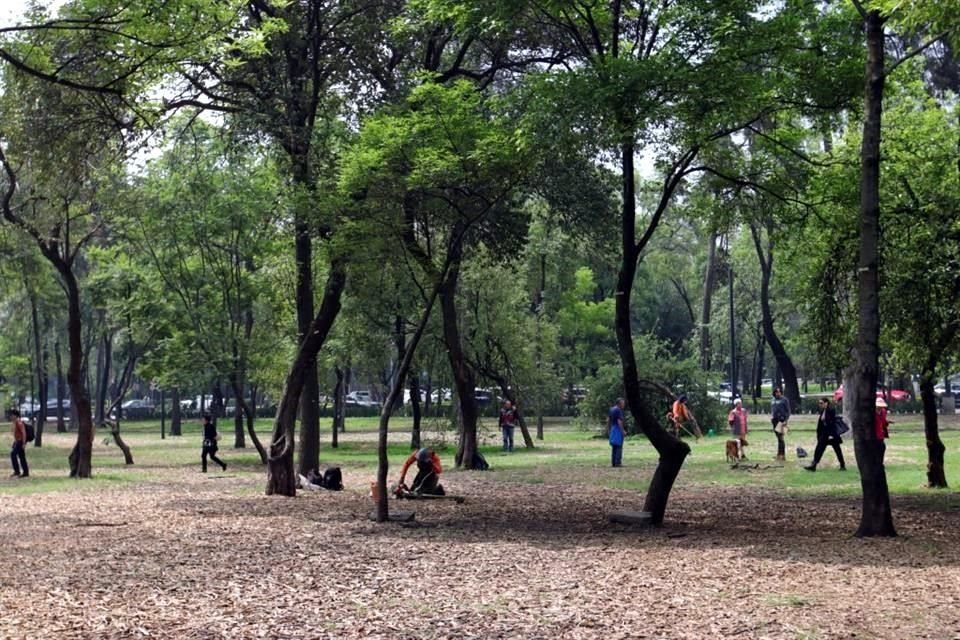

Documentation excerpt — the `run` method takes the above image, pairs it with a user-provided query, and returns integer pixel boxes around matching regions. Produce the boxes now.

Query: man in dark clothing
[608,398,626,467]
[9,409,28,478]
[805,398,845,471]
[771,388,791,462]
[201,414,227,473]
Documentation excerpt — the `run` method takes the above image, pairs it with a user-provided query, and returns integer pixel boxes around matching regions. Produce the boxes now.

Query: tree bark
[55,342,66,432]
[409,367,422,450]
[749,224,801,408]
[95,331,112,425]
[171,387,182,436]
[852,9,896,538]
[615,139,691,526]
[920,371,947,488]
[106,420,134,465]
[332,366,345,446]
[62,271,94,478]
[440,248,481,469]
[266,259,346,496]
[229,372,266,464]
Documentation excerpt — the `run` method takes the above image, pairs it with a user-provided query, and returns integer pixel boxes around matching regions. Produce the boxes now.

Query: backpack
[322,467,343,491]
[834,415,850,437]
[23,421,35,443]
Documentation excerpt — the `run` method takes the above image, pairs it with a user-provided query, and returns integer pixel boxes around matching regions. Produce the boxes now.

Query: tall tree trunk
[752,325,765,400]
[750,225,801,408]
[535,253,546,440]
[95,332,112,425]
[853,9,895,537]
[441,249,480,469]
[266,260,346,496]
[699,232,718,370]
[920,370,947,488]
[332,366,345,447]
[29,292,47,446]
[409,366,422,450]
[55,342,66,432]
[63,273,94,478]
[615,139,692,525]
[171,387,182,436]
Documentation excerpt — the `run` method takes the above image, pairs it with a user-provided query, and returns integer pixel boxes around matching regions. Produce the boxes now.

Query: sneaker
[839,466,846,471]
[9,472,20,478]
[221,463,227,471]
[19,473,28,478]
[803,465,817,472]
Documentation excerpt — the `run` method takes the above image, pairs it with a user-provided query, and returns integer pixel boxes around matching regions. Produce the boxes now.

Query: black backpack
[24,421,35,443]
[322,467,343,491]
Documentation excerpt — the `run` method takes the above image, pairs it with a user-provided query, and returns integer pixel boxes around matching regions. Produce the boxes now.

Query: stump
[367,510,416,522]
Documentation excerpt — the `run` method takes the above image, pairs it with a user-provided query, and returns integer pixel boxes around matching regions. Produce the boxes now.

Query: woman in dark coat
[805,398,845,471]
[201,414,227,472]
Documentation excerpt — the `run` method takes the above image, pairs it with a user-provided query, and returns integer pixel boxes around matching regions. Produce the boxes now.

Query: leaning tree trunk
[852,9,896,538]
[106,420,134,465]
[615,138,692,526]
[331,366,345,447]
[229,373,266,464]
[751,226,802,408]
[266,260,346,496]
[921,369,947,488]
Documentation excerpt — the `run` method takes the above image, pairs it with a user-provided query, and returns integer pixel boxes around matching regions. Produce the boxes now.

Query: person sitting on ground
[670,394,702,439]
[397,447,444,495]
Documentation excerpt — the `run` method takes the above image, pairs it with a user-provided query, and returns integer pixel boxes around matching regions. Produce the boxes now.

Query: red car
[832,385,911,402]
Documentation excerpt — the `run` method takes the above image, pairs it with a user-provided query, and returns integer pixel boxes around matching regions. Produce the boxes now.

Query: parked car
[345,390,379,407]
[43,399,71,421]
[112,398,154,420]
[833,385,910,402]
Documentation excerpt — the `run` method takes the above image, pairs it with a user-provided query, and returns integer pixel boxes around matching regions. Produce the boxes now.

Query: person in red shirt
[9,408,28,478]
[398,447,444,495]
[875,397,891,441]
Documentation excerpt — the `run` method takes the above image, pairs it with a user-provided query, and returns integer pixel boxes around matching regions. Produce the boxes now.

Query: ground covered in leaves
[2,453,960,640]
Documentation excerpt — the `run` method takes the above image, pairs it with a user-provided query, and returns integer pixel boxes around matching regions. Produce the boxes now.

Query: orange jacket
[399,449,442,484]
[672,400,691,424]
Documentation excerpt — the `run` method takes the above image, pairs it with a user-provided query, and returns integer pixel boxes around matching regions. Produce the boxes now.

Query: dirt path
[2,468,959,639]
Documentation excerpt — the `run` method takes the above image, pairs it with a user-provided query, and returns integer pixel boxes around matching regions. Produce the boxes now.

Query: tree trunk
[95,332,112,425]
[535,253,546,440]
[409,367,422,450]
[294,174,321,476]
[29,292,47,447]
[332,366,345,447]
[750,225,801,408]
[63,273,94,478]
[55,342,66,432]
[229,373,266,464]
[171,387,182,436]
[108,421,134,465]
[266,260,346,496]
[852,9,895,538]
[921,371,947,487]
[441,249,481,469]
[699,232,718,370]
[615,139,692,525]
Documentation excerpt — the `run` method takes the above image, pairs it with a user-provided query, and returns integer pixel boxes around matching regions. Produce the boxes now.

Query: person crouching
[398,447,444,495]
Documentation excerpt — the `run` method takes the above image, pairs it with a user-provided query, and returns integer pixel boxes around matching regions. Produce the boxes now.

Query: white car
[345,390,379,407]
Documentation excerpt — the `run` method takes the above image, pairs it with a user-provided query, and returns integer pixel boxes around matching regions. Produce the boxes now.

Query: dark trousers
[202,447,226,472]
[611,444,623,467]
[10,441,28,476]
[501,425,514,452]
[812,437,845,469]
[774,431,786,457]
[412,462,442,494]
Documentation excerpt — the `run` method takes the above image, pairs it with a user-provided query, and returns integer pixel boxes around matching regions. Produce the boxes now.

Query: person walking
[805,397,845,471]
[498,399,519,452]
[201,414,227,473]
[608,398,626,467]
[9,409,28,478]
[727,398,749,457]
[771,388,791,462]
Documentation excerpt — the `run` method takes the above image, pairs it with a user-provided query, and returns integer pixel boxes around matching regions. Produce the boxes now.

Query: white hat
[733,397,742,405]
[876,397,888,408]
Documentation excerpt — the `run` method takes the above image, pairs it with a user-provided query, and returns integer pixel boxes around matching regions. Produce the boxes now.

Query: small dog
[725,439,741,463]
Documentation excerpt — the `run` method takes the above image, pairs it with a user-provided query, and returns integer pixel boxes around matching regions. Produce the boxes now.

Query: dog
[725,439,741,463]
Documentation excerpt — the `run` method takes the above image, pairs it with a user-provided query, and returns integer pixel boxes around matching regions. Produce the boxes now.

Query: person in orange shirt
[9,408,28,478]
[398,447,444,495]
[670,394,702,439]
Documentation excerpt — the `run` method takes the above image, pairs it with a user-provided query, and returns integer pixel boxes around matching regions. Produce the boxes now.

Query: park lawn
[5,414,959,502]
